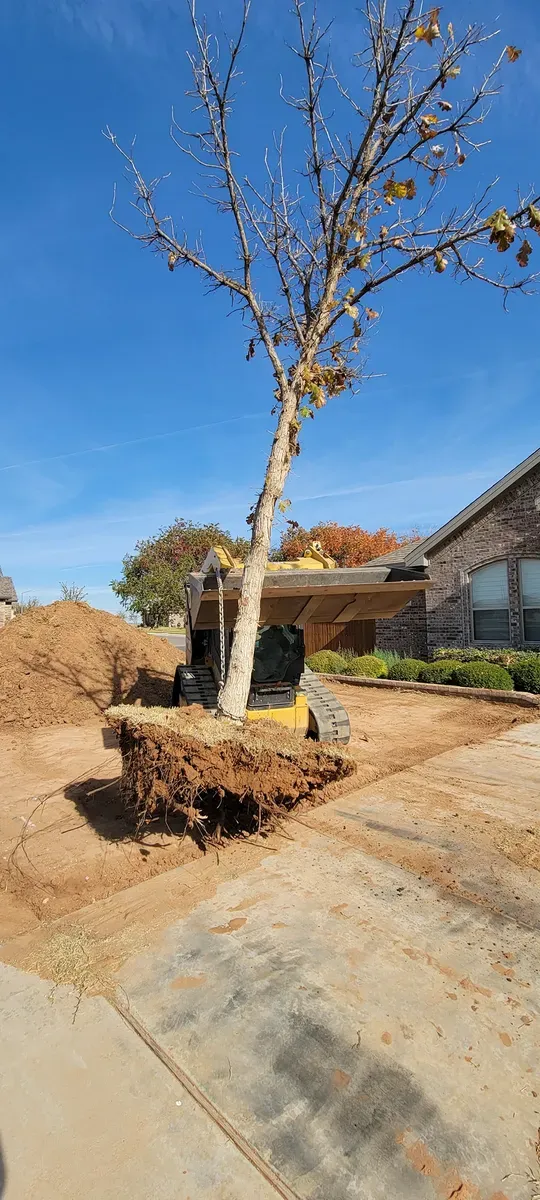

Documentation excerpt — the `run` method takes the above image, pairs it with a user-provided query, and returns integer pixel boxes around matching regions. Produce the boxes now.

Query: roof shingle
[0,576,17,603]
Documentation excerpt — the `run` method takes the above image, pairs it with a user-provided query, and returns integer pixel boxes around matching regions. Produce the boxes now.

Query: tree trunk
[217,385,299,721]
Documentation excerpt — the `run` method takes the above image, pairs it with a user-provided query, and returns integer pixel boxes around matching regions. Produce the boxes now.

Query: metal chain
[216,567,226,698]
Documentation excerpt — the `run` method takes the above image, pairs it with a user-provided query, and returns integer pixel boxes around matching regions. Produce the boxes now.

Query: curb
[318,673,540,708]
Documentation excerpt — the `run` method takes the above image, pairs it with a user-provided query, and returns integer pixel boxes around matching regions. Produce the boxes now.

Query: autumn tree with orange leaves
[277,522,417,567]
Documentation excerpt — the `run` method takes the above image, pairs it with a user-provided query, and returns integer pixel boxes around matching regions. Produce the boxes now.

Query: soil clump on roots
[107,704,356,841]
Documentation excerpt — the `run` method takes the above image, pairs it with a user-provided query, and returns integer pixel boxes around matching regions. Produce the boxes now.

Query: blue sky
[1,0,539,611]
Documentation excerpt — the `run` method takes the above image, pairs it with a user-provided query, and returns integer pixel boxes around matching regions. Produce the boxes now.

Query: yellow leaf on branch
[415,8,441,45]
[383,177,416,204]
[529,204,540,233]
[487,207,516,253]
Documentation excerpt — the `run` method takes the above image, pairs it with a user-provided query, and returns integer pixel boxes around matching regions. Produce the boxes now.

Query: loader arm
[174,544,431,744]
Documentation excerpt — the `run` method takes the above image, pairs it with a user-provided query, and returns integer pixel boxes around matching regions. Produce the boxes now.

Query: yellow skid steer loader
[172,543,429,744]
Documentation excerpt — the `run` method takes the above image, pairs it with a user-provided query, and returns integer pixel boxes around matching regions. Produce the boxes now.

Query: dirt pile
[0,602,183,729]
[107,704,356,838]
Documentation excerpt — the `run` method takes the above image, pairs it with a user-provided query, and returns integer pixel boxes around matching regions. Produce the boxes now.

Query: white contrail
[0,411,268,473]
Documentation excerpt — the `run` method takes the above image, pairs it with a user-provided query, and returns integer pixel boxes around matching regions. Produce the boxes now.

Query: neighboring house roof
[0,575,17,602]
[365,447,540,571]
[362,539,427,567]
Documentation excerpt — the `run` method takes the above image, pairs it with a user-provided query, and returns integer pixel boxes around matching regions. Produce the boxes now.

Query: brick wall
[377,463,540,658]
[0,601,14,628]
[376,591,428,659]
[425,464,540,656]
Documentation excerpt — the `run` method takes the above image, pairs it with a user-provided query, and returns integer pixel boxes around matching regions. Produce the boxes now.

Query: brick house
[0,568,17,628]
[373,447,540,659]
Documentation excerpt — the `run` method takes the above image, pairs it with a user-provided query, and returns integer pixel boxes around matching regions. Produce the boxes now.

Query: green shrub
[434,646,540,668]
[373,648,401,669]
[306,650,347,675]
[508,657,540,694]
[452,662,513,691]
[387,658,426,681]
[345,654,388,678]
[418,660,460,684]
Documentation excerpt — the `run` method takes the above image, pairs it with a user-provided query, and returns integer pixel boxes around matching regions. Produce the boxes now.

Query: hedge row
[306,648,540,692]
[305,651,387,678]
[434,646,540,668]
[432,647,540,693]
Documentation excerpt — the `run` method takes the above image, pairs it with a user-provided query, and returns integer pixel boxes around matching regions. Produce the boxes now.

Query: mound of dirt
[107,704,356,838]
[0,602,183,729]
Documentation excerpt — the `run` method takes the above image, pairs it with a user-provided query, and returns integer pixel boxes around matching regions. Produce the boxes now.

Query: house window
[520,559,540,643]
[470,561,510,643]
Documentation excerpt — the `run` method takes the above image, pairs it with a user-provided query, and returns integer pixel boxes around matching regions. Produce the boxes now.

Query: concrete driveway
[147,631,186,651]
[1,721,539,1199]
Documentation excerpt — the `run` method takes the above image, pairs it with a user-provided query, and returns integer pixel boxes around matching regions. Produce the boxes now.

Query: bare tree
[14,596,41,614]
[106,2,538,722]
[60,583,88,602]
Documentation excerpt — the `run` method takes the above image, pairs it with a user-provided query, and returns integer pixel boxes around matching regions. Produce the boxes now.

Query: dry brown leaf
[516,239,533,268]
[441,65,460,87]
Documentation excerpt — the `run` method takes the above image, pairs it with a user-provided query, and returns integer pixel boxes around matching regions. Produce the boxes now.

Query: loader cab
[252,624,304,685]
[188,623,305,715]
[189,623,305,689]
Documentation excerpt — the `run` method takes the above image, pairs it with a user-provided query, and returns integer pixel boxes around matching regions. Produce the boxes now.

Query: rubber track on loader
[299,668,351,744]
[172,665,218,711]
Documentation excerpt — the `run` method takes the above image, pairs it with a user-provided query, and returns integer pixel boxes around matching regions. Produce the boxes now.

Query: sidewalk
[0,963,279,1200]
[2,721,540,1199]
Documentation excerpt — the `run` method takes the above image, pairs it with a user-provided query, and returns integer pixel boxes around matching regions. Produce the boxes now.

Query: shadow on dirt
[101,727,118,749]
[123,667,174,708]
[16,634,178,717]
[63,775,202,849]
[63,768,280,853]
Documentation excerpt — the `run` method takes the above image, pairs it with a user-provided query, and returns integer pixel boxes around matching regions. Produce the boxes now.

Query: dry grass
[26,925,119,1019]
[106,703,348,760]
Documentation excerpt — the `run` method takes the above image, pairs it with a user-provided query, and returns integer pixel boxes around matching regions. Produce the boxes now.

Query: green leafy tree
[112,519,250,627]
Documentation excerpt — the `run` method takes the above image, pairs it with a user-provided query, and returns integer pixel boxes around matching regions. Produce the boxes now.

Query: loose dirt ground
[0,601,183,729]
[0,684,535,940]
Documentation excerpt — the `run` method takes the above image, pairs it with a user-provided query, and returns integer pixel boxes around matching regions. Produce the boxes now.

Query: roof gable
[404,447,540,567]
